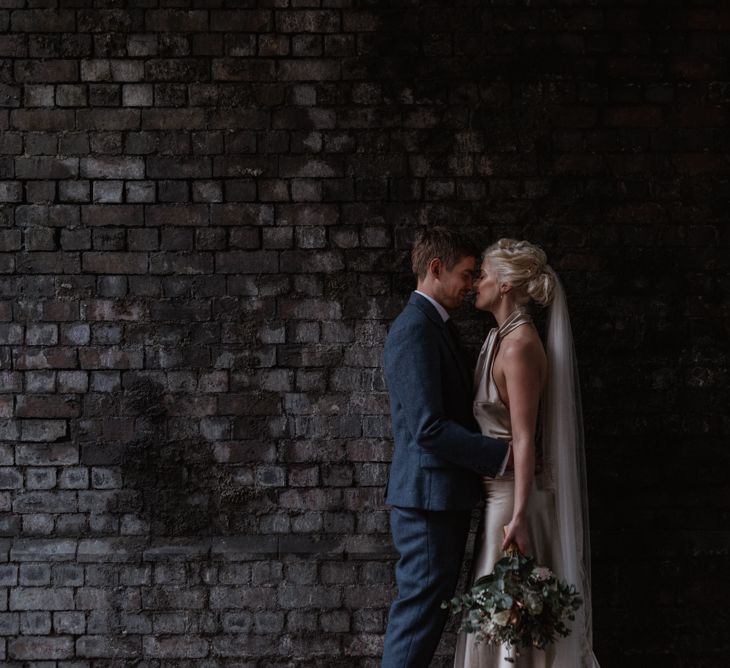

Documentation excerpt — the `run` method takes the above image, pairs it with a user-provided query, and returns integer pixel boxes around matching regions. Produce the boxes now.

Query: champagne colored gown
[453,308,556,668]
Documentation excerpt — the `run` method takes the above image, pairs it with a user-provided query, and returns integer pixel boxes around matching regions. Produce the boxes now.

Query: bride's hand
[502,518,531,554]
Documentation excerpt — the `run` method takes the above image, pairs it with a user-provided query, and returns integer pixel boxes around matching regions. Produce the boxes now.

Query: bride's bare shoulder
[500,329,546,367]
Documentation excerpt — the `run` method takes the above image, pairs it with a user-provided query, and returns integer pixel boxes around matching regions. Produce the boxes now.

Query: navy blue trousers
[381,507,472,668]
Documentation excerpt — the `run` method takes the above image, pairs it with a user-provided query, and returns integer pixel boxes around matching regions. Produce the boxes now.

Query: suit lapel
[409,293,472,393]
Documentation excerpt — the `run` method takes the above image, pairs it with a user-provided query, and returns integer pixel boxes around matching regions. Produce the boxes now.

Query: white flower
[492,609,511,626]
[525,593,543,615]
[531,566,552,582]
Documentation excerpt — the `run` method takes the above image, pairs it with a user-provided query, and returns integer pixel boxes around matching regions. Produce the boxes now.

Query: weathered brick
[210,586,271,609]
[14,60,77,83]
[10,587,74,611]
[215,251,278,274]
[14,491,77,513]
[54,610,86,634]
[51,564,84,586]
[0,468,22,490]
[16,395,80,419]
[145,10,208,32]
[80,157,145,179]
[82,299,146,321]
[277,11,340,33]
[279,250,344,273]
[0,565,18,586]
[0,182,22,203]
[15,444,78,466]
[24,227,56,251]
[26,467,56,489]
[12,10,75,33]
[20,420,69,442]
[0,370,17,392]
[145,59,209,83]
[142,635,209,658]
[57,467,89,489]
[277,584,341,609]
[211,203,274,226]
[15,157,78,179]
[59,181,92,204]
[77,538,145,562]
[145,205,208,227]
[19,563,51,586]
[122,38,154,62]
[0,611,19,635]
[82,252,148,274]
[0,420,20,441]
[221,610,252,633]
[15,251,80,274]
[278,59,341,82]
[210,10,271,32]
[76,109,139,131]
[80,205,142,227]
[0,324,23,345]
[147,157,212,179]
[76,635,141,658]
[8,635,73,660]
[122,83,153,107]
[141,108,206,130]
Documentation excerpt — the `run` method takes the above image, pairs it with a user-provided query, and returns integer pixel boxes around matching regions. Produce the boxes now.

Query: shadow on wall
[116,378,271,537]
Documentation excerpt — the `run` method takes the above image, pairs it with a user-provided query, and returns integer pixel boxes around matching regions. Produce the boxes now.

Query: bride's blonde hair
[483,238,556,307]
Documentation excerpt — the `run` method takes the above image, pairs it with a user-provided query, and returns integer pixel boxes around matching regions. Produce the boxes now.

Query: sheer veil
[541,269,600,667]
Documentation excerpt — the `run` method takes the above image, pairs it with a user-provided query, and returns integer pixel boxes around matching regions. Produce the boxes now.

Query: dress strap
[496,306,533,340]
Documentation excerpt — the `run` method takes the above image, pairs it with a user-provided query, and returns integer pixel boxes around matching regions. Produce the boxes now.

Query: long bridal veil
[542,270,600,667]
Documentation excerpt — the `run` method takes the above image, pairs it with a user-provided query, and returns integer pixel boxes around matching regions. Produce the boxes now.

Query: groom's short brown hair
[411,226,480,280]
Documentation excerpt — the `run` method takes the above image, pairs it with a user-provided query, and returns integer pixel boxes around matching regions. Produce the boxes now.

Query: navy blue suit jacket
[383,292,509,510]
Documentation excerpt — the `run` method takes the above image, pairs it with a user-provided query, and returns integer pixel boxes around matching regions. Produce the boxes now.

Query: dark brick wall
[1,0,728,665]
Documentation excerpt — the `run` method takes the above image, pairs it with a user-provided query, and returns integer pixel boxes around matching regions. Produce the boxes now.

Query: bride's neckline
[495,307,532,340]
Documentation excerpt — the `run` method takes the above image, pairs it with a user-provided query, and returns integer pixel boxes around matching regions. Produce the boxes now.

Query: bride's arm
[499,339,543,554]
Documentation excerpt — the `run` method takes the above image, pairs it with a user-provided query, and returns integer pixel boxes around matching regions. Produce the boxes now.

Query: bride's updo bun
[526,270,555,307]
[483,238,555,307]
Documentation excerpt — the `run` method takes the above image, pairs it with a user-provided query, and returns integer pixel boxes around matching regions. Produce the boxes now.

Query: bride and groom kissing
[381,227,600,667]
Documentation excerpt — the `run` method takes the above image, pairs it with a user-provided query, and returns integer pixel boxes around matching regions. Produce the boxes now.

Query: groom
[381,227,510,667]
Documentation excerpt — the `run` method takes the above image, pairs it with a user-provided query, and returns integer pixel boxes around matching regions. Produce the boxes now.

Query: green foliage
[442,549,583,660]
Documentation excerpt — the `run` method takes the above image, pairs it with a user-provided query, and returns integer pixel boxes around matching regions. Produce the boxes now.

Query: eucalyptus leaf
[443,549,583,651]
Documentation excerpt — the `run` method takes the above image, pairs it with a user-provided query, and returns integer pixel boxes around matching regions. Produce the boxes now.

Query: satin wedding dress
[454,284,600,667]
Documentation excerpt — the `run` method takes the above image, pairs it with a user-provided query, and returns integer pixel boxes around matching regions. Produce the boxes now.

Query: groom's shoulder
[386,299,437,344]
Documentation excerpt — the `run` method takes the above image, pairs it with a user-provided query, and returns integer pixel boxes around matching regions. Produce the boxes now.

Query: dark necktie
[445,318,461,345]
[446,317,475,372]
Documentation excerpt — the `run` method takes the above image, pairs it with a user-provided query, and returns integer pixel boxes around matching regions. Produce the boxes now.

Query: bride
[453,239,600,667]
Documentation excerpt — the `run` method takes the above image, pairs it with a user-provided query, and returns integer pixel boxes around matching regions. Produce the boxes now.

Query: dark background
[1,0,728,665]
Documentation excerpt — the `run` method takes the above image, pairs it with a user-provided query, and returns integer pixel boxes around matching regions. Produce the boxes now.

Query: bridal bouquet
[442,546,582,661]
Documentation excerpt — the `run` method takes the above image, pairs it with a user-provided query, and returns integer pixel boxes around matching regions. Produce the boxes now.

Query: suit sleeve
[384,322,509,477]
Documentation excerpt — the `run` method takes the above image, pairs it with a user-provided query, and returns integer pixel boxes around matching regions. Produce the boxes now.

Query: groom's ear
[428,257,442,278]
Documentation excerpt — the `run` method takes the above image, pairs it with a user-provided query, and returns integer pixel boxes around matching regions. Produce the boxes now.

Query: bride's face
[473,259,501,312]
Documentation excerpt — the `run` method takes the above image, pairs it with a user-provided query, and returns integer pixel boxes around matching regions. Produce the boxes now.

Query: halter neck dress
[453,308,557,668]
[473,307,534,448]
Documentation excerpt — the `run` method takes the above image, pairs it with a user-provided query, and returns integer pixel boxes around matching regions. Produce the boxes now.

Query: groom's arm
[385,323,509,477]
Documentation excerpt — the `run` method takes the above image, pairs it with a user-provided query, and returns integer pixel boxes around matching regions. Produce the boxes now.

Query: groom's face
[433,255,476,309]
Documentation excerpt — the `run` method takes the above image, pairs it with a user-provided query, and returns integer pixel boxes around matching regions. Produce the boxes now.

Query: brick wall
[1,1,729,665]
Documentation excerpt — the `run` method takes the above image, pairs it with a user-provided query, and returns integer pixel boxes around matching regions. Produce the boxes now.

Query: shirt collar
[414,290,450,322]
